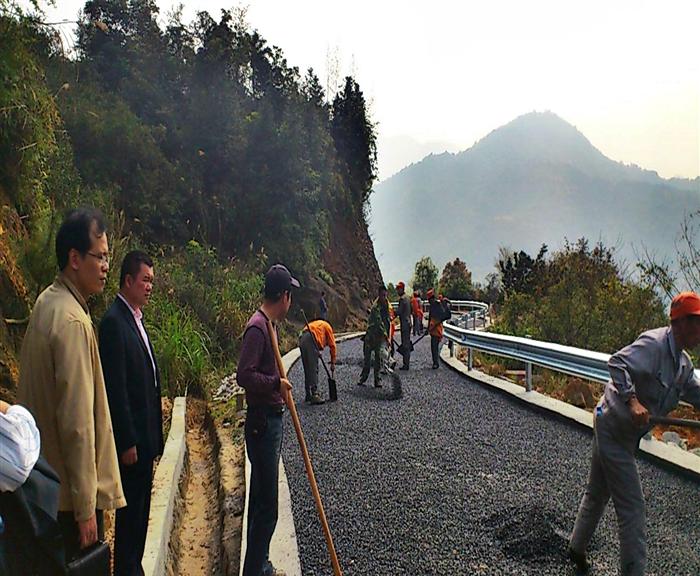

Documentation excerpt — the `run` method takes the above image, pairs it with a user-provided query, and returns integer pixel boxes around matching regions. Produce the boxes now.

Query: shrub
[495,239,666,353]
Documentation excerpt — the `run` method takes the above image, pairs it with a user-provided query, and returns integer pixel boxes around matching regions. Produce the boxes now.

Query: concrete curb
[239,332,364,575]
[143,396,188,576]
[441,347,700,480]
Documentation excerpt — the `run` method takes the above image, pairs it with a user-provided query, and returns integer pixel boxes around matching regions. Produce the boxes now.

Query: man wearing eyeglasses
[18,208,125,562]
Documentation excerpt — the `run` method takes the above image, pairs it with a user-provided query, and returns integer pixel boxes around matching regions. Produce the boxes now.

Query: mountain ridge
[371,111,699,284]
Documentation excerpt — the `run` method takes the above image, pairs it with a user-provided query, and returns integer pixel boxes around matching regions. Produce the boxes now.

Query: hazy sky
[36,0,700,180]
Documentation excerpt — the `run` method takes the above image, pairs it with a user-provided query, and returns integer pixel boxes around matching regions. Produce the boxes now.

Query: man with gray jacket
[568,292,700,575]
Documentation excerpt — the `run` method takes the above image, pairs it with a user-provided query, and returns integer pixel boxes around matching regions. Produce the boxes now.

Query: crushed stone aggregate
[281,338,700,575]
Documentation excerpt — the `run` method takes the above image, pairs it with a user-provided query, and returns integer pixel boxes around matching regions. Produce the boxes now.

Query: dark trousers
[360,339,382,384]
[57,509,105,562]
[243,409,284,576]
[114,458,154,576]
[400,321,411,368]
[431,336,441,366]
[412,315,421,335]
[299,331,319,399]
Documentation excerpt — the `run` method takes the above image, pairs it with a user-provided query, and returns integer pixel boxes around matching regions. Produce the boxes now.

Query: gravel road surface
[281,337,700,576]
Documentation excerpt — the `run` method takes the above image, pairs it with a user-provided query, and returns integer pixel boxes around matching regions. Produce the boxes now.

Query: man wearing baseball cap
[239,264,299,576]
[569,291,700,575]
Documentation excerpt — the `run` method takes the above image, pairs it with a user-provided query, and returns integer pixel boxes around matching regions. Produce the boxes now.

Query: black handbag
[0,456,66,575]
[65,541,110,576]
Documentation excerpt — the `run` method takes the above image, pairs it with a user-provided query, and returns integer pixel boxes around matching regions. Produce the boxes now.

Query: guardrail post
[472,313,476,330]
[526,362,533,391]
[467,347,473,371]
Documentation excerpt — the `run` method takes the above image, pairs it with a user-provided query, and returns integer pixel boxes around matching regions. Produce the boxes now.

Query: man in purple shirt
[239,264,299,576]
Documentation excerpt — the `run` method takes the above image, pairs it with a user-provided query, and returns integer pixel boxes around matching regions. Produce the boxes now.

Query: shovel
[301,310,337,401]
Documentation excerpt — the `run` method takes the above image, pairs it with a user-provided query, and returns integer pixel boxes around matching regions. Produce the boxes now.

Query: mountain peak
[467,110,605,169]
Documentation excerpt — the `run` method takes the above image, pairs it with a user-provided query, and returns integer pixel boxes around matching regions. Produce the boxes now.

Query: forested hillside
[0,1,382,399]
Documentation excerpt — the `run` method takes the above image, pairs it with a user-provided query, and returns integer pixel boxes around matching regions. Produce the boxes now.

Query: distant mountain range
[370,111,700,284]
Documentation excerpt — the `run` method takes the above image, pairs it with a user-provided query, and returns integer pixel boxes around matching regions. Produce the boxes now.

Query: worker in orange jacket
[299,319,337,404]
[427,289,451,368]
[411,291,423,336]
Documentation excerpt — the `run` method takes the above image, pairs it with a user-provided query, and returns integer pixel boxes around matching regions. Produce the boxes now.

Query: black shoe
[357,381,367,387]
[310,393,325,405]
[399,365,409,371]
[304,395,312,403]
[432,364,439,369]
[374,380,382,388]
[566,547,590,574]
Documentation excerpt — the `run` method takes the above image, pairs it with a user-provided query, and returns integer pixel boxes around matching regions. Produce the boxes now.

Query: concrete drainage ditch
[143,397,246,576]
[145,341,361,575]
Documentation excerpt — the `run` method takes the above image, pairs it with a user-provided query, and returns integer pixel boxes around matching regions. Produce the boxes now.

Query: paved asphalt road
[281,337,700,576]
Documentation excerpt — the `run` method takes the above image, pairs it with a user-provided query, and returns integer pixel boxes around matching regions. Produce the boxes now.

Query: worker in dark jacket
[396,282,412,370]
[358,285,390,387]
[239,264,298,576]
[100,251,164,576]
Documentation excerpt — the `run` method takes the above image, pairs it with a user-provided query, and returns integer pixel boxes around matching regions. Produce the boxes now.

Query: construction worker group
[262,274,700,576]
[357,282,452,387]
[295,280,454,395]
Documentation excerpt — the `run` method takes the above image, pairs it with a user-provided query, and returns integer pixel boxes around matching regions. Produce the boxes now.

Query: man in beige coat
[18,208,125,560]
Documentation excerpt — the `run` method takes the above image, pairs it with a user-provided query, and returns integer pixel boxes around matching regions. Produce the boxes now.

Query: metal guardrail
[443,310,700,393]
[391,299,488,316]
[443,322,610,390]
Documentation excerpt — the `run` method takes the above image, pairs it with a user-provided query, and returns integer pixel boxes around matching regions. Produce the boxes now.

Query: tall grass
[146,293,212,398]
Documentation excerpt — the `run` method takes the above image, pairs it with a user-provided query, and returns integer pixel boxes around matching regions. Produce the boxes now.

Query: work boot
[304,394,312,403]
[357,380,367,387]
[374,379,382,388]
[399,365,409,371]
[432,363,439,369]
[310,393,325,405]
[566,547,590,574]
[263,562,286,576]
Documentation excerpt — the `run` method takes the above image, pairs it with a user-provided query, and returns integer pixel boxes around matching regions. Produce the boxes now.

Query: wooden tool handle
[650,415,700,430]
[267,320,343,576]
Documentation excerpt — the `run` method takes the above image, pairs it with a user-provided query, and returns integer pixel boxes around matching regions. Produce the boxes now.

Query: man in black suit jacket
[99,250,164,576]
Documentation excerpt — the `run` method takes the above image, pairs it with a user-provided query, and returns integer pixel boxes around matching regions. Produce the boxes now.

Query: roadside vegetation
[1,0,376,400]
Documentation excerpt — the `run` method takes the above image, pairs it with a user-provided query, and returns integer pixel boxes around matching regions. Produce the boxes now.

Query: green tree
[439,258,473,299]
[412,257,438,294]
[498,244,548,297]
[331,76,377,212]
[638,210,700,296]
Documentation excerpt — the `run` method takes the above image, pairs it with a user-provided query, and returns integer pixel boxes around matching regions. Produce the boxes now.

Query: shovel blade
[328,378,338,401]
